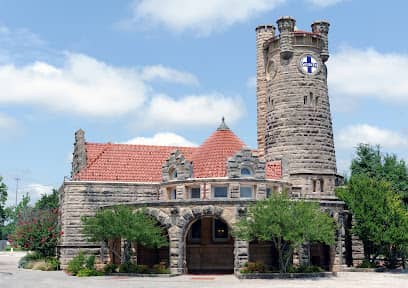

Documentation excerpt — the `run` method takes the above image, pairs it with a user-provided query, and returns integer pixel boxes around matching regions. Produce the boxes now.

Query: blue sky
[0,0,407,205]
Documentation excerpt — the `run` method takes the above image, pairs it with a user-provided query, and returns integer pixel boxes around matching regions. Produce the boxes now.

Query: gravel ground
[1,252,407,288]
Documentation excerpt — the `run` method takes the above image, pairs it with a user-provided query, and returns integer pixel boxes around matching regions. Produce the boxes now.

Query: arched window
[169,168,177,180]
[240,167,252,176]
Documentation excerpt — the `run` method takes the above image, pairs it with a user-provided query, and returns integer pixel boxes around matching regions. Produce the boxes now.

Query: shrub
[118,262,150,274]
[103,263,117,274]
[67,251,86,276]
[358,260,377,268]
[241,261,266,273]
[288,265,324,273]
[45,257,60,270]
[152,263,169,274]
[77,268,103,277]
[85,255,96,270]
[18,252,43,268]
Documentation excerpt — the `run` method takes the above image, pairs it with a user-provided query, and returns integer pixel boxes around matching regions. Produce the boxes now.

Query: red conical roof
[192,119,245,178]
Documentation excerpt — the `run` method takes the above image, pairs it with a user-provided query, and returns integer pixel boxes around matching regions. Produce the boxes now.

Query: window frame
[240,167,253,177]
[212,218,229,242]
[190,187,201,199]
[212,185,228,199]
[239,185,253,199]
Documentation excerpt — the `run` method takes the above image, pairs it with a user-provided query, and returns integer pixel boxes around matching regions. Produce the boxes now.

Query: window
[315,96,319,106]
[266,188,272,198]
[169,168,177,180]
[312,180,317,192]
[189,219,201,241]
[304,95,307,105]
[213,219,228,240]
[309,92,313,104]
[190,187,200,199]
[240,186,253,198]
[213,186,228,198]
[240,167,252,176]
[320,180,324,192]
[171,189,177,199]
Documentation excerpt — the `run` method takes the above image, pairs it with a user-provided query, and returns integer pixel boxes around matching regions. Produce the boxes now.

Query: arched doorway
[310,242,331,271]
[185,217,234,274]
[249,240,279,271]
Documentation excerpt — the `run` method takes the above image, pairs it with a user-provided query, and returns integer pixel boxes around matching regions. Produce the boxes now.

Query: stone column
[332,212,346,271]
[168,226,183,274]
[234,239,249,274]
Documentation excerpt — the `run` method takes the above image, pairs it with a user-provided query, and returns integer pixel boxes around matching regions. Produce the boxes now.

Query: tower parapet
[311,20,330,62]
[276,16,296,59]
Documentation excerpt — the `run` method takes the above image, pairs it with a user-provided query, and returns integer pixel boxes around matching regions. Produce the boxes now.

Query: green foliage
[2,194,32,240]
[9,207,60,257]
[152,263,170,274]
[103,263,117,273]
[35,189,59,210]
[0,176,7,240]
[337,174,408,265]
[76,268,104,277]
[358,260,377,268]
[18,252,59,270]
[234,193,335,273]
[18,252,43,268]
[240,261,266,274]
[118,262,149,273]
[67,251,86,276]
[81,205,168,264]
[85,255,96,270]
[288,265,324,273]
[351,144,408,204]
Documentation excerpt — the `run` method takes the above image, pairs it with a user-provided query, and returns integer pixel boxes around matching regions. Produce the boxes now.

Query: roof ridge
[86,142,197,149]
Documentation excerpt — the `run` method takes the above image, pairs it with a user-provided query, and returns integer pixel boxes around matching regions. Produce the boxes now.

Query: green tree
[337,174,408,267]
[1,193,31,240]
[351,144,408,204]
[233,193,335,273]
[35,189,59,210]
[0,176,8,240]
[81,205,168,264]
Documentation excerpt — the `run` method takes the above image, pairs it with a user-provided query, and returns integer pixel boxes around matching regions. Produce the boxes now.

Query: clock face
[299,55,319,75]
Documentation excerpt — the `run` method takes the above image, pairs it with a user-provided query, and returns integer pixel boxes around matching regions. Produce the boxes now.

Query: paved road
[1,252,408,288]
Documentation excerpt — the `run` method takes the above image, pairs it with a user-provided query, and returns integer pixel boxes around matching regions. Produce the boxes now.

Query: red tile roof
[191,129,245,178]
[73,127,282,182]
[73,143,196,182]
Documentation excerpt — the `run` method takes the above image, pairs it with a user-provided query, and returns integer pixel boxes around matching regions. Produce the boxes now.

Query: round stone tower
[258,16,338,196]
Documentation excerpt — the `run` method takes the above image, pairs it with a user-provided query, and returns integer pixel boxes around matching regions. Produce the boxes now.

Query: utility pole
[15,177,20,207]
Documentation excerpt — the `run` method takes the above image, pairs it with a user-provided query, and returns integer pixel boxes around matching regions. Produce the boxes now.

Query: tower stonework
[260,17,338,196]
[256,25,276,158]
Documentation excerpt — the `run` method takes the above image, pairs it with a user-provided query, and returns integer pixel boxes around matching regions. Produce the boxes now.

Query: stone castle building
[59,16,360,274]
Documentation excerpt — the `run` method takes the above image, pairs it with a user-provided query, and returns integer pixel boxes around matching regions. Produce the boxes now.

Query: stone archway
[175,205,235,274]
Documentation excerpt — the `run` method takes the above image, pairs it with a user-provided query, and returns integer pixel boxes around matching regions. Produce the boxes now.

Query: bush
[118,262,150,274]
[85,255,95,270]
[103,263,117,274]
[18,252,43,268]
[67,251,86,275]
[152,263,169,274]
[77,268,104,277]
[358,260,377,268]
[240,261,266,274]
[288,265,324,273]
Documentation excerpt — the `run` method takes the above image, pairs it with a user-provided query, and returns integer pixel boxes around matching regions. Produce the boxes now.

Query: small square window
[240,186,253,198]
[213,219,228,240]
[171,189,177,199]
[190,187,200,199]
[213,186,228,198]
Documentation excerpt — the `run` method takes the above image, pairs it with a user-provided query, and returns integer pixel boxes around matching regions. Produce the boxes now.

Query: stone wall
[59,181,159,267]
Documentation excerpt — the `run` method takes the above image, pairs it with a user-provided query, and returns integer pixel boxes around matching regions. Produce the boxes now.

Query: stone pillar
[277,16,295,59]
[168,226,183,274]
[71,129,87,177]
[230,183,240,199]
[176,185,185,200]
[293,243,310,267]
[311,20,330,62]
[256,24,275,157]
[256,183,267,200]
[234,239,249,274]
[332,213,346,271]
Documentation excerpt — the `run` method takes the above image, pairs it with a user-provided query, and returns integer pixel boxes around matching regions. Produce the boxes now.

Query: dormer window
[240,167,252,177]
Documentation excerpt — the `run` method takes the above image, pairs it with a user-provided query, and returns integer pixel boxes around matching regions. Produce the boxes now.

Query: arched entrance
[310,242,331,271]
[249,240,279,271]
[185,217,234,274]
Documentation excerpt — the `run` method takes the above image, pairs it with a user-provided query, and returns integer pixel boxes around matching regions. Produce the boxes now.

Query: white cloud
[141,93,244,128]
[0,113,17,130]
[329,48,408,106]
[12,183,54,205]
[126,0,286,35]
[123,132,197,147]
[336,124,408,149]
[306,0,346,7]
[0,53,147,117]
[141,65,199,85]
